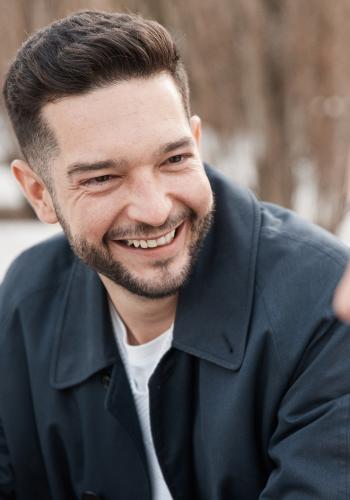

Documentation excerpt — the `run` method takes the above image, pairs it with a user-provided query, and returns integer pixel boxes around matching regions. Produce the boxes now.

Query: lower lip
[111,221,187,257]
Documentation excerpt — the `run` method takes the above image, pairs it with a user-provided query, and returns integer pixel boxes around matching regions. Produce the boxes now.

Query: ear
[11,159,58,224]
[190,115,202,146]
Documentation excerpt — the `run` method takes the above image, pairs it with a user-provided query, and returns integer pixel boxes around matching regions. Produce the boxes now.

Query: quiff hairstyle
[3,10,190,180]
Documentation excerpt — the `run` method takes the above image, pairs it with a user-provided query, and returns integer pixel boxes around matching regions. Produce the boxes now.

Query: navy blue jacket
[0,166,349,499]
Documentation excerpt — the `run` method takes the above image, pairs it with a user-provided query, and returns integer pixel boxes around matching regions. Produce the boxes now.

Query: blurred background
[1,0,350,279]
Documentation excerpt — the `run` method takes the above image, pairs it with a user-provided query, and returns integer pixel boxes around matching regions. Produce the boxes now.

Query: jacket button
[81,491,103,499]
[101,373,111,388]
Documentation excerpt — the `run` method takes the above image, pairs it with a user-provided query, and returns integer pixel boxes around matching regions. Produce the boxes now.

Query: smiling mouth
[116,222,183,249]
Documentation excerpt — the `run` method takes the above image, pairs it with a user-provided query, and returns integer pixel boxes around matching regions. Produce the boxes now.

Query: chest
[22,349,277,499]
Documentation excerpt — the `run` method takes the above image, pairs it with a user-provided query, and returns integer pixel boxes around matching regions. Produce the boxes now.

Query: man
[1,10,349,500]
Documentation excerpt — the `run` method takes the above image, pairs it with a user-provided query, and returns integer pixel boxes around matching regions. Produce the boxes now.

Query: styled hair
[3,10,190,179]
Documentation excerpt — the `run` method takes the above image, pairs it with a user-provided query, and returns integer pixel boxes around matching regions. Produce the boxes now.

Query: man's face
[41,73,213,298]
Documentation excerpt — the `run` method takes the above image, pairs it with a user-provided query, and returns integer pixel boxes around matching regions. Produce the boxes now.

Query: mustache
[105,208,195,241]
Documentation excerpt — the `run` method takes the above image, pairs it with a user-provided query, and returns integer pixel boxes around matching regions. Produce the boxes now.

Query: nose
[126,173,172,227]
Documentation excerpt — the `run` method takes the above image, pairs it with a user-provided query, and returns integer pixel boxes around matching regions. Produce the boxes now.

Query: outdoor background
[1,0,350,278]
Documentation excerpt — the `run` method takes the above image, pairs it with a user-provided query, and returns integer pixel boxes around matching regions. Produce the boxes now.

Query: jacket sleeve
[0,418,15,499]
[259,318,350,499]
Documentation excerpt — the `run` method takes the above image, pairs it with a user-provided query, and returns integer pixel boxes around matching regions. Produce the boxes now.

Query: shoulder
[205,163,348,303]
[256,202,348,296]
[206,163,349,328]
[253,202,349,370]
[0,233,75,316]
[206,163,348,280]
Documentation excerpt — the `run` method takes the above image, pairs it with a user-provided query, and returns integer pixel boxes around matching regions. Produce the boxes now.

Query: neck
[100,275,177,345]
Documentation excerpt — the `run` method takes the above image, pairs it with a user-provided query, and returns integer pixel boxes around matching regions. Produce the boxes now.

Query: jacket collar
[50,166,261,389]
[50,261,118,389]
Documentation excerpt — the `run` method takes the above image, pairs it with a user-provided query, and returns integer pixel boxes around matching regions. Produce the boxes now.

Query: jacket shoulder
[257,202,348,293]
[255,203,349,371]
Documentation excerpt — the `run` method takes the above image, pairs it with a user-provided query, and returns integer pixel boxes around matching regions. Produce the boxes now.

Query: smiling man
[1,10,350,500]
[42,77,213,303]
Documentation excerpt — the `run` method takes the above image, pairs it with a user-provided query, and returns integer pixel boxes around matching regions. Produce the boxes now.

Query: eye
[82,174,113,186]
[165,153,192,166]
[168,154,185,163]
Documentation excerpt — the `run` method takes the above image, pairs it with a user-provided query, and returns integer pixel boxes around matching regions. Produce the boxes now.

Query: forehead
[42,74,190,166]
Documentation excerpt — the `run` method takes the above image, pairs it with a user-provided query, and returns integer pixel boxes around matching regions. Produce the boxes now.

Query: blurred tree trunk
[255,0,294,208]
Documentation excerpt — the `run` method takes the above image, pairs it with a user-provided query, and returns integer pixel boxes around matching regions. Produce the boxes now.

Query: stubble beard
[54,203,214,299]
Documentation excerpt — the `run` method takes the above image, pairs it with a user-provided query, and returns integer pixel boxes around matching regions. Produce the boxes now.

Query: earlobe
[11,159,58,224]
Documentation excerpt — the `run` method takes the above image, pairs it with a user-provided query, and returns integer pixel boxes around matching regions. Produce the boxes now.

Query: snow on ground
[201,128,259,190]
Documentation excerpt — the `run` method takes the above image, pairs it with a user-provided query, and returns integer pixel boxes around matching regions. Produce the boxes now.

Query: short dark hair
[3,10,190,180]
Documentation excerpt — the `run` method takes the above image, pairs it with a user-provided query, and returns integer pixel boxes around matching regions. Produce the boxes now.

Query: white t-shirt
[109,302,173,500]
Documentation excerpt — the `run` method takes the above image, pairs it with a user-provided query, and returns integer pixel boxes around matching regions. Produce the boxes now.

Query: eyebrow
[66,159,126,178]
[158,136,195,155]
[66,136,196,178]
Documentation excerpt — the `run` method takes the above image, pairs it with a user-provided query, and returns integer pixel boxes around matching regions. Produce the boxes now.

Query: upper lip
[116,221,184,242]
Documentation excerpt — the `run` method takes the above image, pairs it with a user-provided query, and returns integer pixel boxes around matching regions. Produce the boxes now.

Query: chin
[110,259,192,299]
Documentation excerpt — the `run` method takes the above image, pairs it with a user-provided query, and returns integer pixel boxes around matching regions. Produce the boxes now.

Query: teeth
[125,227,177,248]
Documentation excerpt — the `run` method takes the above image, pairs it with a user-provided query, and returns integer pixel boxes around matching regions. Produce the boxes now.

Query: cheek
[52,180,118,242]
[68,203,113,240]
[179,174,213,216]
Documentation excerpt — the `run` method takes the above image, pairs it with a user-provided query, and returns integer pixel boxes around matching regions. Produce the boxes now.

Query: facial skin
[13,73,214,300]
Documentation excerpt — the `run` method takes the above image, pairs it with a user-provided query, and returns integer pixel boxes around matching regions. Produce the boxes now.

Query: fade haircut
[2,10,190,182]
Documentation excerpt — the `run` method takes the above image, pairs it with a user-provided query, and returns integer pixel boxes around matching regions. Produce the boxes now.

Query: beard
[54,203,214,299]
